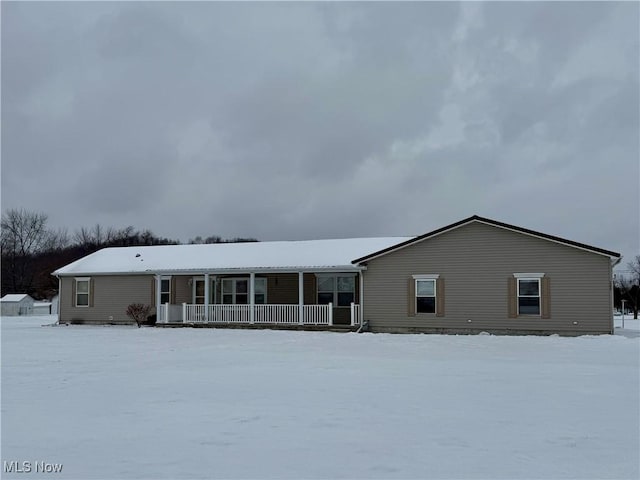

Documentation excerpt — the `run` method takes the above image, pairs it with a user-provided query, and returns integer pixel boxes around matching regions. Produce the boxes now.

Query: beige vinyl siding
[362,221,613,335]
[174,276,191,304]
[59,275,154,325]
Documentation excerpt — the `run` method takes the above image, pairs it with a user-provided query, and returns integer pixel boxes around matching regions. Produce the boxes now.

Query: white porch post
[204,273,210,323]
[328,302,333,326]
[250,272,255,324]
[298,271,304,325]
[359,271,364,326]
[155,274,162,322]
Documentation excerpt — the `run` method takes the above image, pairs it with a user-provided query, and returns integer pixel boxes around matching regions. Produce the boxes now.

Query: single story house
[1,294,35,316]
[53,216,621,335]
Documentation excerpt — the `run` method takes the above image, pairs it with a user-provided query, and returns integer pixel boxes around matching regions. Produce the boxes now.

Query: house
[53,237,411,327]
[53,216,621,335]
[0,294,35,316]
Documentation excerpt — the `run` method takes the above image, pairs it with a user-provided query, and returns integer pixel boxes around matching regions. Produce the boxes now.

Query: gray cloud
[2,2,638,266]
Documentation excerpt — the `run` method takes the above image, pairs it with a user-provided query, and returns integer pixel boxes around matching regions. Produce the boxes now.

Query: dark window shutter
[408,278,416,317]
[71,279,76,307]
[541,276,551,319]
[151,277,156,304]
[508,276,517,318]
[436,277,445,317]
[89,278,95,307]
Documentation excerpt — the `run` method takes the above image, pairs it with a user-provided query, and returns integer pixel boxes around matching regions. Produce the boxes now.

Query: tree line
[0,208,257,300]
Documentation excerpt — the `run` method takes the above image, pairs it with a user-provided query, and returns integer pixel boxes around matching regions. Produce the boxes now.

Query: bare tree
[1,209,54,293]
[616,255,640,319]
[73,224,114,249]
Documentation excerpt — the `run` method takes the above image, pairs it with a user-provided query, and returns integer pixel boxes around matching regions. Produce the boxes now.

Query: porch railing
[158,302,361,326]
[350,302,362,326]
[157,303,182,323]
[176,303,336,325]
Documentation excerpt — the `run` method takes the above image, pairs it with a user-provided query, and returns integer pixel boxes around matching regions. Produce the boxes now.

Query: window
[75,277,90,307]
[221,278,266,304]
[160,277,171,304]
[193,278,216,304]
[518,278,540,315]
[410,274,443,316]
[416,279,436,313]
[317,274,355,307]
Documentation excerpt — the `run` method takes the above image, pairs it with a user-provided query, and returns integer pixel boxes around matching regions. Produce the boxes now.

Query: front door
[193,278,215,304]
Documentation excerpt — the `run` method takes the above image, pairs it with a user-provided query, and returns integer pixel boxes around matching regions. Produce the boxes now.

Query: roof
[352,215,621,264]
[0,294,33,303]
[54,237,414,276]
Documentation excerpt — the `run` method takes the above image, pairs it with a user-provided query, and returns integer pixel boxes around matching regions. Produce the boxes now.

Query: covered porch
[153,270,363,327]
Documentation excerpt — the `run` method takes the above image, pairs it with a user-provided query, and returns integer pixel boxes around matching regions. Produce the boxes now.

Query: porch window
[160,277,171,304]
[317,274,355,307]
[75,277,90,307]
[222,278,266,304]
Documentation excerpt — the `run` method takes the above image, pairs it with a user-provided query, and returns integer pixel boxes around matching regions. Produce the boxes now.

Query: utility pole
[621,300,626,329]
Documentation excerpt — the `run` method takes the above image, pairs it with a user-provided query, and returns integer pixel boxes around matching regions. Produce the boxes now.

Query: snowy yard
[2,316,638,480]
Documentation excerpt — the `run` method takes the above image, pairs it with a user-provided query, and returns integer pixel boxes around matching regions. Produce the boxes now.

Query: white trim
[159,275,171,305]
[249,272,255,324]
[298,272,304,325]
[415,277,437,314]
[204,273,210,322]
[359,272,364,325]
[155,275,162,320]
[57,266,367,277]
[516,277,541,316]
[74,277,91,308]
[513,273,545,279]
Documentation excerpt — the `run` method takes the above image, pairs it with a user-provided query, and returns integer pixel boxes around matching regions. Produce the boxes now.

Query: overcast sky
[2,2,639,266]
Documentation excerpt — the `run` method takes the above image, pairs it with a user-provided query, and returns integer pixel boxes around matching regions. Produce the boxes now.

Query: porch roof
[53,237,413,276]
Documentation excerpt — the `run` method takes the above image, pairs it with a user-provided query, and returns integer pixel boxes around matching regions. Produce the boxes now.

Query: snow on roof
[54,237,414,276]
[1,294,32,302]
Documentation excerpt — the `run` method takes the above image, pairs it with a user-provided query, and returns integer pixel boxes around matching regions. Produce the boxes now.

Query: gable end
[352,215,621,264]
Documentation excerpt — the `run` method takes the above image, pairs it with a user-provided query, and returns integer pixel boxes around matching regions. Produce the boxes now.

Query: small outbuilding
[32,301,54,315]
[0,294,35,316]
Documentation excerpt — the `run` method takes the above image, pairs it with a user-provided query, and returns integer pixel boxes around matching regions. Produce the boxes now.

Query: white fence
[350,303,362,326]
[158,303,355,326]
[158,302,362,326]
[157,303,182,324]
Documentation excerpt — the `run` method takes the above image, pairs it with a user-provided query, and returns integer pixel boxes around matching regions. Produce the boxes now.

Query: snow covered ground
[2,316,638,479]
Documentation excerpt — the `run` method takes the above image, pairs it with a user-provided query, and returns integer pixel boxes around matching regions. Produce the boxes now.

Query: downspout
[356,266,367,333]
[56,275,61,325]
